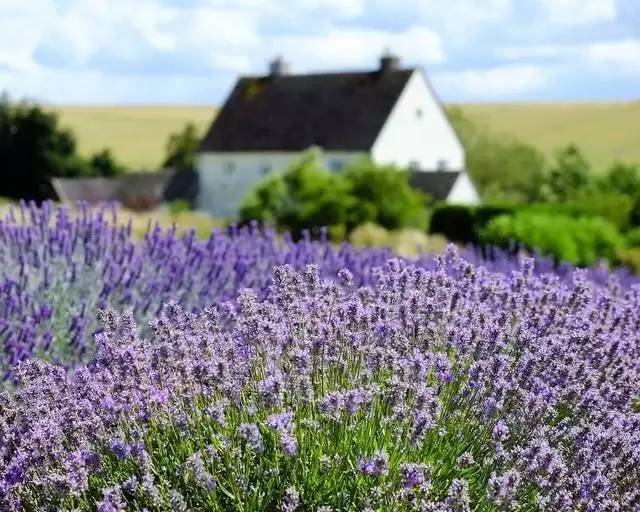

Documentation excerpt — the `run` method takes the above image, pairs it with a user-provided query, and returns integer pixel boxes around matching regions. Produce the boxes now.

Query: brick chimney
[269,55,289,77]
[379,50,400,72]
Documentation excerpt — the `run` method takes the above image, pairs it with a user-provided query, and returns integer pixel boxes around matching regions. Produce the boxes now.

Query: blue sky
[1,0,639,104]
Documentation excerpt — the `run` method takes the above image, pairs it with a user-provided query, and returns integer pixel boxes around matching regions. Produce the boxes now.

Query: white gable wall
[447,173,481,205]
[371,70,465,171]
[198,151,362,218]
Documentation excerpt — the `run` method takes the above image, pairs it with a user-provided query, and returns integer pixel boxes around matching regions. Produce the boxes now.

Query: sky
[1,0,639,104]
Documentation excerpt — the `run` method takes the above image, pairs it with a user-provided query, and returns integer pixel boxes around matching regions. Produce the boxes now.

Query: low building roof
[408,170,462,201]
[200,68,414,152]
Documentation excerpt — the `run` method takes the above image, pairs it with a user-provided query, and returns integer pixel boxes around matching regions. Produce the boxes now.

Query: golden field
[53,102,640,171]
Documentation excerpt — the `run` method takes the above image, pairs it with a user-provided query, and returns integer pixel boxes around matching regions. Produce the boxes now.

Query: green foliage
[0,93,89,200]
[618,247,640,274]
[480,212,625,266]
[240,151,427,239]
[429,202,517,244]
[544,144,591,201]
[168,199,192,216]
[163,122,200,172]
[447,107,547,201]
[520,193,633,231]
[429,205,476,243]
[626,227,640,248]
[342,157,428,232]
[89,148,126,177]
[240,150,350,238]
[600,161,640,196]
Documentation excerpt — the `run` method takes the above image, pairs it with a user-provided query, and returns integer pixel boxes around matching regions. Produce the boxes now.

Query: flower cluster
[0,201,633,384]
[0,247,638,510]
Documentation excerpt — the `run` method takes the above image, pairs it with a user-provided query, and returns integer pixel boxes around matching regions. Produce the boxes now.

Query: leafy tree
[163,122,200,172]
[545,144,591,201]
[601,161,640,196]
[446,107,546,201]
[342,157,428,231]
[0,93,88,200]
[89,148,126,177]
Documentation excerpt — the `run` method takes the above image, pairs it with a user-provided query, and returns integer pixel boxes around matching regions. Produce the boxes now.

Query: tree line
[0,93,197,201]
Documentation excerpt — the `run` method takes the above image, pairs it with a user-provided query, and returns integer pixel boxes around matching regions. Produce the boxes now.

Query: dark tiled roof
[200,69,414,152]
[409,170,461,201]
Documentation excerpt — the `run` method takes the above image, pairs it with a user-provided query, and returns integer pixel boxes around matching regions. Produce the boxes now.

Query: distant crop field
[53,105,217,170]
[54,102,639,171]
[458,101,640,171]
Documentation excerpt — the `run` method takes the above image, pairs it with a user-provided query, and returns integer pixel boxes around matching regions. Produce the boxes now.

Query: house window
[260,163,272,176]
[416,107,423,119]
[329,159,344,171]
[437,159,448,171]
[223,162,236,175]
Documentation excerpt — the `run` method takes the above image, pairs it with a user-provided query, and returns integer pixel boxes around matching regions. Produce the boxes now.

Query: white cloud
[268,26,444,72]
[499,39,640,76]
[0,0,637,103]
[0,0,55,71]
[538,0,617,26]
[586,39,640,73]
[433,64,551,99]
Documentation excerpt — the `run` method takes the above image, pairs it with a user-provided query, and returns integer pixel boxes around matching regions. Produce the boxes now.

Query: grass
[53,102,640,172]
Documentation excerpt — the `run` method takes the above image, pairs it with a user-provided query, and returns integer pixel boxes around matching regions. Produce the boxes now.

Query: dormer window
[437,159,448,171]
[409,160,420,171]
[416,107,423,119]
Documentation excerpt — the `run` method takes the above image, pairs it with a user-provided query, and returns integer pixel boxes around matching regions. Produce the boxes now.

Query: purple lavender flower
[169,489,188,512]
[399,462,430,489]
[280,433,298,457]
[238,423,264,454]
[97,485,126,512]
[445,479,471,512]
[357,451,389,477]
[184,451,217,492]
[281,485,300,512]
[456,452,475,468]
[488,470,520,509]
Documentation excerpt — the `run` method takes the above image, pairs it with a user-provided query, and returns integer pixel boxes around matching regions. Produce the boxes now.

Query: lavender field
[1,202,639,511]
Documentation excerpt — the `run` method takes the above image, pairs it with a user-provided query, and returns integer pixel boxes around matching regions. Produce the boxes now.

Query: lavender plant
[1,252,639,510]
[0,201,634,384]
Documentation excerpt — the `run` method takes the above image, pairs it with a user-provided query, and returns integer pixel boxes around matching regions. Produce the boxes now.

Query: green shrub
[480,212,625,266]
[519,194,633,231]
[617,247,640,274]
[240,150,350,239]
[429,204,475,243]
[167,199,192,216]
[240,151,428,239]
[626,227,640,247]
[342,157,428,232]
[473,203,517,228]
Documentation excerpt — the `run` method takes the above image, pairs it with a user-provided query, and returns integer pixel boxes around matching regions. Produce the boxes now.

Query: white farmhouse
[197,54,480,218]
